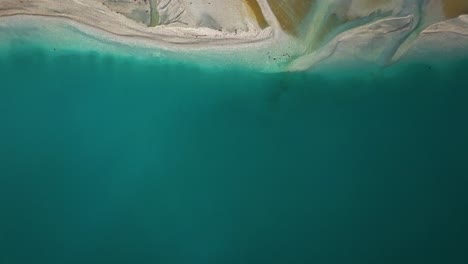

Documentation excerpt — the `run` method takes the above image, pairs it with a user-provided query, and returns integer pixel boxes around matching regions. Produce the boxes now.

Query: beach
[1,0,467,71]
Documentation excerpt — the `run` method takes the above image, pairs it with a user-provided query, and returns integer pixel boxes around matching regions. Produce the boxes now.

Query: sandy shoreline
[1,0,467,72]
[0,0,298,71]
[0,0,280,46]
[0,13,276,49]
[0,14,296,72]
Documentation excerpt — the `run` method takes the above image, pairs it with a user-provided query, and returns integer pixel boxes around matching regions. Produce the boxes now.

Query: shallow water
[1,33,468,264]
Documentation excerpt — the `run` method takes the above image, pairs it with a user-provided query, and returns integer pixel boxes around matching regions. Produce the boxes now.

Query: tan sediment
[443,0,468,18]
[243,0,268,29]
[306,14,347,51]
[266,0,315,35]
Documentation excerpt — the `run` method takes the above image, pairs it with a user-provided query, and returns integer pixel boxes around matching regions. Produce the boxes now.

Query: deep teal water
[1,43,468,264]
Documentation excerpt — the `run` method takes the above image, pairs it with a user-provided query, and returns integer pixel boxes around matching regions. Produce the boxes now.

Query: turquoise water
[1,37,468,264]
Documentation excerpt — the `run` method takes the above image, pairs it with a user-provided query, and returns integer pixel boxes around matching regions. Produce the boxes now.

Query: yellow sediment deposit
[243,0,268,29]
[443,0,468,18]
[266,0,315,35]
